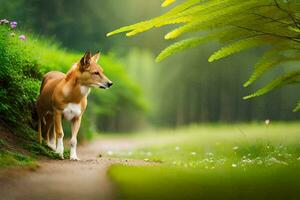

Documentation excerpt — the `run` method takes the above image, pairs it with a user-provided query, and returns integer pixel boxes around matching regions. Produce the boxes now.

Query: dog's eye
[92,72,100,75]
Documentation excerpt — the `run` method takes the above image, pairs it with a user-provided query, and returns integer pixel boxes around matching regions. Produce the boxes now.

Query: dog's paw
[55,149,64,159]
[70,156,80,161]
[47,143,56,151]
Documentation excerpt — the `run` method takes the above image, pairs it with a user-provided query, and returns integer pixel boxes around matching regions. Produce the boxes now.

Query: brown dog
[37,51,113,160]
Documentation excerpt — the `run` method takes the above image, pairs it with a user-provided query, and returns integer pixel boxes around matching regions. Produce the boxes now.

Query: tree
[107,0,300,111]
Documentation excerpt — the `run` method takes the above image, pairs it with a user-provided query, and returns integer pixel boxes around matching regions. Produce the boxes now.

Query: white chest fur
[63,103,81,121]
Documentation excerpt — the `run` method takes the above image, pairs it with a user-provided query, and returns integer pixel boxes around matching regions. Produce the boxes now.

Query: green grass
[108,122,300,200]
[0,150,37,168]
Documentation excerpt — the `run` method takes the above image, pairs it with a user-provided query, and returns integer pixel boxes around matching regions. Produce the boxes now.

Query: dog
[37,51,113,160]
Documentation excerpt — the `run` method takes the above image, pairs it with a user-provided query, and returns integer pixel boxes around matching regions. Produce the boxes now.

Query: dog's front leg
[70,116,81,161]
[54,109,64,159]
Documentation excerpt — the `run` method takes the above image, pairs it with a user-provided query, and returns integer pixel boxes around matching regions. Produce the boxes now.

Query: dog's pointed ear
[92,51,100,63]
[79,51,92,71]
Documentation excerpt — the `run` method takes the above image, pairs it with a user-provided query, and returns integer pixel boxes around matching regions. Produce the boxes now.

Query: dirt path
[0,138,148,200]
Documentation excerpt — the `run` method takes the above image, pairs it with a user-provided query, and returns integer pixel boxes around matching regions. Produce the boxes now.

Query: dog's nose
[107,82,113,88]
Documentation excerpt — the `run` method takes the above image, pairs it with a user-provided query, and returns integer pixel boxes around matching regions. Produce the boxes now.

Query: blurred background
[2,0,300,134]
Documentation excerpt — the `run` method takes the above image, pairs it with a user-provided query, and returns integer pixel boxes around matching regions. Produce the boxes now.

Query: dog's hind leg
[47,124,56,150]
[38,118,42,144]
[54,109,64,159]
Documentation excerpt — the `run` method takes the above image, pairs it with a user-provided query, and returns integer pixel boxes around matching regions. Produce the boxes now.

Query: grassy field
[107,122,300,200]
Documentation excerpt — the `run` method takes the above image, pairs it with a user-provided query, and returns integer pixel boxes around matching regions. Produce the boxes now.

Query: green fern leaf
[244,70,300,100]
[156,35,215,62]
[293,101,300,112]
[107,0,202,37]
[162,0,176,7]
[208,37,266,62]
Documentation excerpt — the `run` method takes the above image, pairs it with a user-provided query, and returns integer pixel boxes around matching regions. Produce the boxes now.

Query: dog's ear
[92,51,100,63]
[79,51,92,71]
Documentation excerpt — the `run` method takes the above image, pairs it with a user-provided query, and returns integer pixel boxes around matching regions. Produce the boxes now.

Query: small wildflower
[0,19,9,24]
[19,35,26,40]
[206,152,214,156]
[265,119,270,125]
[232,163,237,168]
[191,152,197,155]
[233,146,239,151]
[107,150,113,155]
[175,146,180,151]
[10,21,17,29]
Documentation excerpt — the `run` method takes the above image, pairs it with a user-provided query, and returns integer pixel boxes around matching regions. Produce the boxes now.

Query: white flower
[107,150,113,155]
[232,163,237,168]
[265,119,270,125]
[191,152,197,155]
[206,152,214,156]
[233,146,239,150]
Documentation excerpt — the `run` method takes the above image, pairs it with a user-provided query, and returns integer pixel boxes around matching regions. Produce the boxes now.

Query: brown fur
[36,52,112,159]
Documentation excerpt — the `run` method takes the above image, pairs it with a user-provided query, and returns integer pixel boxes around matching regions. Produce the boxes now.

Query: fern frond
[244,70,300,99]
[156,35,215,62]
[107,0,202,37]
[208,37,267,62]
[244,58,282,87]
[107,0,300,110]
[162,0,176,7]
[293,101,300,112]
[164,0,260,40]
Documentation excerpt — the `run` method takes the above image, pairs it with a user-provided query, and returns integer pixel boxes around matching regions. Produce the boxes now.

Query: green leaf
[156,35,215,62]
[244,70,300,99]
[209,37,266,62]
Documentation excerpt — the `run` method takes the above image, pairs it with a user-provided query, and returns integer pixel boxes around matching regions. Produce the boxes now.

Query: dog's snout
[107,82,113,88]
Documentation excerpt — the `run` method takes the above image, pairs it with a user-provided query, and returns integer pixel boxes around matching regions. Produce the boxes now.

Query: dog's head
[77,51,113,89]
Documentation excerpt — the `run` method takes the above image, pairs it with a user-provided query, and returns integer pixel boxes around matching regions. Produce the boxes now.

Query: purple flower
[19,35,26,41]
[0,19,9,25]
[10,21,17,29]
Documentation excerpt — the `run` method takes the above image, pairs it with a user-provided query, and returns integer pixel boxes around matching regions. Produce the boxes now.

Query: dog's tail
[38,117,42,144]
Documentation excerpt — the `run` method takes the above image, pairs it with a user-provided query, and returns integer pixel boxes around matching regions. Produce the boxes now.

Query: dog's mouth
[99,82,113,89]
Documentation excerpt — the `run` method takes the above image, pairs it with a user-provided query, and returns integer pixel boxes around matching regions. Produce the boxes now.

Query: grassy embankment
[108,123,300,200]
[0,24,144,167]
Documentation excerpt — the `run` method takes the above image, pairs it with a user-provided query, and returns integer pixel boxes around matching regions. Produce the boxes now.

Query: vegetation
[108,122,300,200]
[0,20,145,166]
[108,0,300,110]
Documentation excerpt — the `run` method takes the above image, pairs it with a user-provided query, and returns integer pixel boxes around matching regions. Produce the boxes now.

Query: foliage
[0,150,37,168]
[108,0,300,111]
[0,21,146,164]
[0,26,41,124]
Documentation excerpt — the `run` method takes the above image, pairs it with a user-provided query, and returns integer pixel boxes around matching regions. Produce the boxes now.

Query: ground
[1,123,300,200]
[0,137,150,200]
